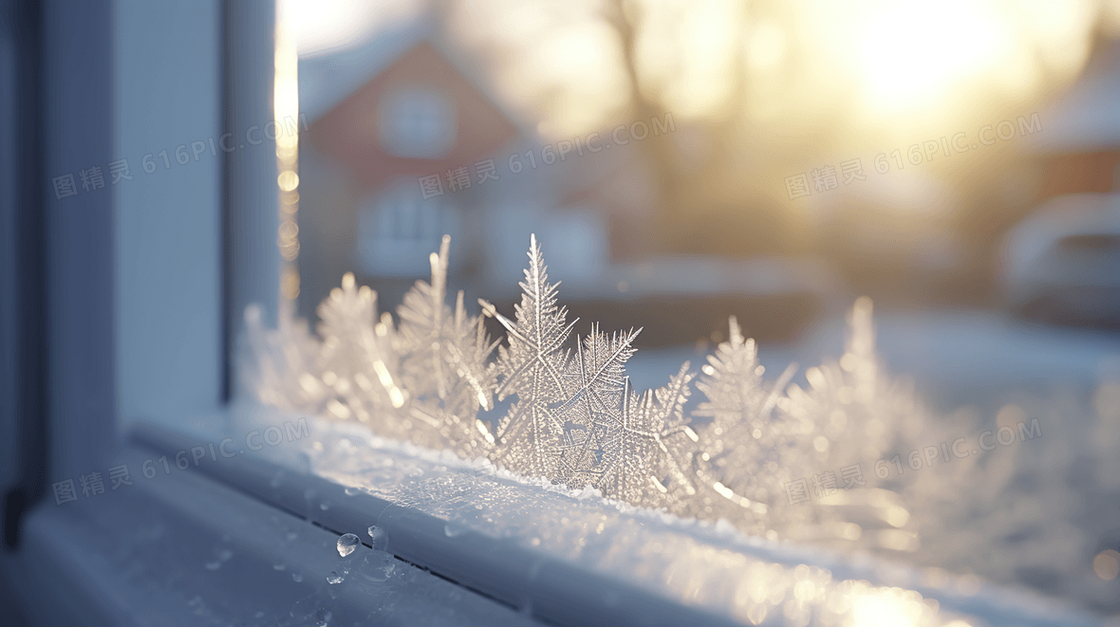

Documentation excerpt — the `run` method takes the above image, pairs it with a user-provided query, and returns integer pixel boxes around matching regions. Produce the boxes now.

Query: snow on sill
[169,411,1100,627]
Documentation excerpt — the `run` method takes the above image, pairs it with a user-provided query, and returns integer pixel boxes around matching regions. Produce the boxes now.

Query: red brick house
[297,20,523,311]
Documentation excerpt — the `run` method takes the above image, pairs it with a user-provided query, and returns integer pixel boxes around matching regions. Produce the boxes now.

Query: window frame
[0,0,48,554]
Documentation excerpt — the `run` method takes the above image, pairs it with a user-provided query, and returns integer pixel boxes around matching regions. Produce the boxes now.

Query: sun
[857,0,1014,115]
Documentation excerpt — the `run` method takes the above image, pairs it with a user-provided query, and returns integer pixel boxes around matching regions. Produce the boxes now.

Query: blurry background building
[288,0,1120,342]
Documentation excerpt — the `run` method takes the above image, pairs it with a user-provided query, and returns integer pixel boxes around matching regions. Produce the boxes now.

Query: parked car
[1000,193,1120,327]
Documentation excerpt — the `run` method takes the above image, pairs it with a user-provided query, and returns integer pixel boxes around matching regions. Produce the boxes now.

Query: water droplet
[273,563,287,571]
[291,572,303,582]
[326,571,344,584]
[367,525,387,550]
[205,561,221,571]
[344,486,360,496]
[286,531,299,542]
[337,533,360,557]
[218,549,233,562]
[320,502,331,511]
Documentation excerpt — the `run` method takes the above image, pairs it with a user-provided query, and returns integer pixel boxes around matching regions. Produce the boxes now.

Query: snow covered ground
[628,308,1120,409]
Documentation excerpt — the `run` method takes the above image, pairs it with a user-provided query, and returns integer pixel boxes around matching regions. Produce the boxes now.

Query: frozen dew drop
[362,568,389,583]
[367,525,387,550]
[273,563,287,571]
[337,532,360,557]
[326,571,344,584]
[291,572,303,583]
[316,610,332,627]
[320,502,331,511]
[344,486,360,496]
[218,549,233,562]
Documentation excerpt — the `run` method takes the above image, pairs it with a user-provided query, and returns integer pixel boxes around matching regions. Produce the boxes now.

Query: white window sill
[50,415,1092,627]
[1,438,534,626]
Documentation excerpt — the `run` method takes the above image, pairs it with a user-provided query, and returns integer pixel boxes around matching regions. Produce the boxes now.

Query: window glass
[258,1,1120,618]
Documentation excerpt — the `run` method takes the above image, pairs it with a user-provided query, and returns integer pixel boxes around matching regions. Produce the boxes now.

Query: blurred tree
[603,0,805,256]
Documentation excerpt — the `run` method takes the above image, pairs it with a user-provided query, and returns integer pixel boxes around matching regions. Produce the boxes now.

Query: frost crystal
[643,364,701,508]
[315,271,406,431]
[690,317,804,531]
[483,234,577,479]
[554,325,641,490]
[397,236,498,456]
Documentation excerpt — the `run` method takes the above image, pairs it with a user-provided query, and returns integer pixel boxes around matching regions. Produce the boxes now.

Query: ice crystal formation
[247,234,900,538]
[247,235,725,510]
[245,235,1120,612]
[242,235,922,529]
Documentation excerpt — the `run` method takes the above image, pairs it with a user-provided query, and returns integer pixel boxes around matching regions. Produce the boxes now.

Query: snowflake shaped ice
[243,234,848,523]
[245,235,704,505]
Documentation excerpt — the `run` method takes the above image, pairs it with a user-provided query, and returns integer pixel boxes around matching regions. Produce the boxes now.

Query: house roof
[1028,40,1120,153]
[298,17,531,136]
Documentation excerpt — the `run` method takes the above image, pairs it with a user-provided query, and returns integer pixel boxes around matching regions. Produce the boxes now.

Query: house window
[376,85,456,159]
[356,180,461,277]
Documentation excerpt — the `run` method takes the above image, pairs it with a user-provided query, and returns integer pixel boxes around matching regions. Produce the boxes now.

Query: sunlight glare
[849,588,924,627]
[858,0,1013,114]
[1017,0,1096,75]
[662,0,742,119]
[746,20,788,74]
[520,20,629,138]
[282,0,423,58]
